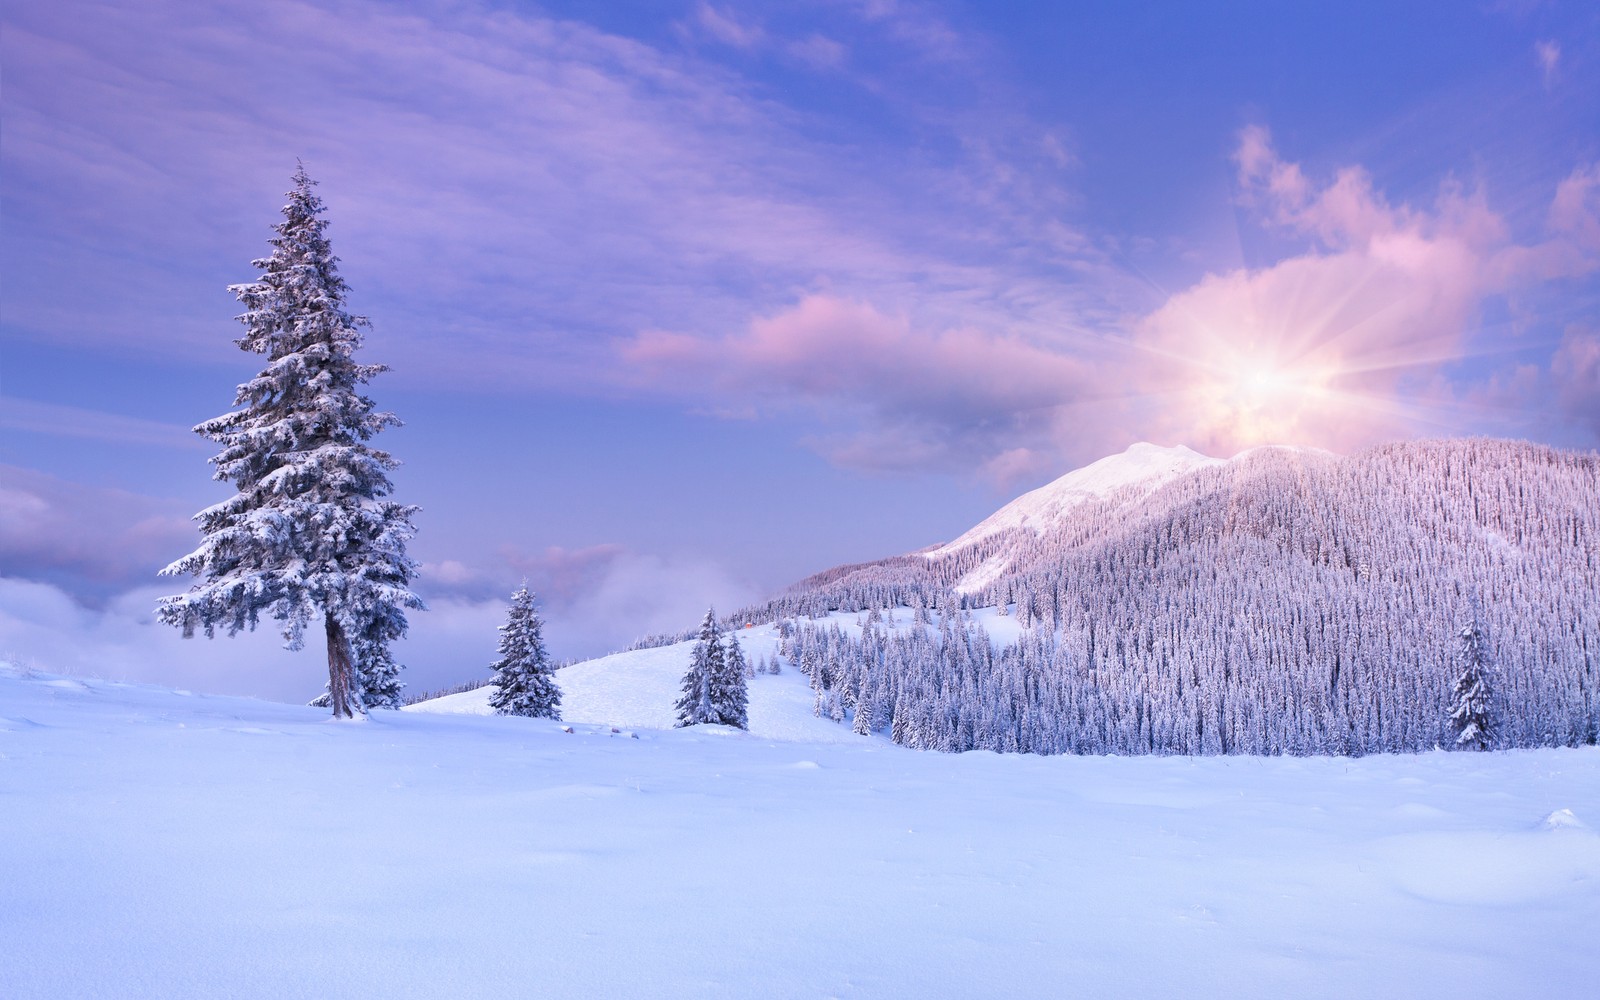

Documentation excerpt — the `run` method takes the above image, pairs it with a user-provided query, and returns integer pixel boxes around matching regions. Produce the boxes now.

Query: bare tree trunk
[326,614,356,718]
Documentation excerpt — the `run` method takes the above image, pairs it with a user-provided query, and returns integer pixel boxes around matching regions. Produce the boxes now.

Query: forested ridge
[730,439,1599,754]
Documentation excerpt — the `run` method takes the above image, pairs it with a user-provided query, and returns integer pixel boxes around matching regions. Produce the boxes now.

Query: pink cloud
[1548,164,1600,251]
[978,447,1052,491]
[631,295,1089,412]
[622,130,1600,477]
[1553,327,1600,436]
[0,465,194,595]
[500,543,628,605]
[625,294,1096,473]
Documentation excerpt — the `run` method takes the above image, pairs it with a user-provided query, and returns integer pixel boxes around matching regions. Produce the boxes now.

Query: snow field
[3,655,1598,999]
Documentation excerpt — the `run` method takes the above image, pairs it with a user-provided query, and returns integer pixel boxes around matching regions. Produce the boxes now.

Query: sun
[1198,350,1341,444]
[1228,360,1297,409]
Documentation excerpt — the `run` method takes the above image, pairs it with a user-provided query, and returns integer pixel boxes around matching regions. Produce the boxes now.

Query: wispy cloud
[419,542,760,658]
[690,3,767,50]
[2,0,1110,392]
[852,0,969,64]
[786,33,848,71]
[1536,39,1561,88]
[421,543,627,605]
[0,397,207,450]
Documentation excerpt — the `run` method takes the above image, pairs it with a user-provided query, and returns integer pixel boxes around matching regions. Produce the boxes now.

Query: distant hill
[739,439,1599,755]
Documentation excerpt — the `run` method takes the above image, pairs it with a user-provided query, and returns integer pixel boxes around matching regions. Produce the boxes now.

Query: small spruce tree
[488,586,562,719]
[852,698,873,736]
[159,165,422,717]
[714,635,750,729]
[675,608,724,727]
[350,611,407,709]
[1449,611,1497,750]
[675,608,749,729]
[309,602,409,709]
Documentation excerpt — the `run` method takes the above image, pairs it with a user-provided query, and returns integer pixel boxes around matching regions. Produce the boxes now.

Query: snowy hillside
[408,609,1028,735]
[4,660,1599,999]
[931,442,1336,591]
[409,616,860,742]
[747,439,1600,756]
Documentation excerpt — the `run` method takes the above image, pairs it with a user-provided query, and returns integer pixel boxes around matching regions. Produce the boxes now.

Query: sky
[2,0,1598,701]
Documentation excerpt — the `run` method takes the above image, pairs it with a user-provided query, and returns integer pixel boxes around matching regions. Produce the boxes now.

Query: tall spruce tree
[1449,611,1497,750]
[488,586,561,719]
[675,608,725,727]
[158,165,422,718]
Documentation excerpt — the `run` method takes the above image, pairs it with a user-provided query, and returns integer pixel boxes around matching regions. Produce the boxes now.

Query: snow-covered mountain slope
[5,661,1599,999]
[930,442,1224,558]
[929,442,1342,591]
[747,439,1599,755]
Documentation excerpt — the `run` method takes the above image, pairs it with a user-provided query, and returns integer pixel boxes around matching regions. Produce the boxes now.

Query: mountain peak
[1064,442,1217,493]
[931,443,1222,559]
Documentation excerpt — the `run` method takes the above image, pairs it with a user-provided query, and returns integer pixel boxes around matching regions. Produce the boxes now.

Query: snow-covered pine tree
[158,165,423,718]
[1449,611,1497,750]
[487,586,562,719]
[852,698,873,735]
[715,634,750,729]
[675,608,725,727]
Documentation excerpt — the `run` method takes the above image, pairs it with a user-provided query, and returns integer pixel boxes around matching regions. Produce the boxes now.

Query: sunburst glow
[1225,358,1304,409]
[1194,350,1341,444]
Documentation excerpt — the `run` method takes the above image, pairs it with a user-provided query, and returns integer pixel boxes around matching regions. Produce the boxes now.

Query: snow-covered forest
[718,440,1598,756]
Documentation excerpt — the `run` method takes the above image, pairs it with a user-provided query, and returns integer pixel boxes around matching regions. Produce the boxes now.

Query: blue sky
[3,0,1597,699]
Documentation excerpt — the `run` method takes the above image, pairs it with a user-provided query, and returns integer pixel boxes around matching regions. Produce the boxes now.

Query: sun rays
[1097,125,1600,457]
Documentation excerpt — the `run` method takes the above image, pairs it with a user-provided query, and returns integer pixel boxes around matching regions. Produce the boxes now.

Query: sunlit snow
[929,443,1224,559]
